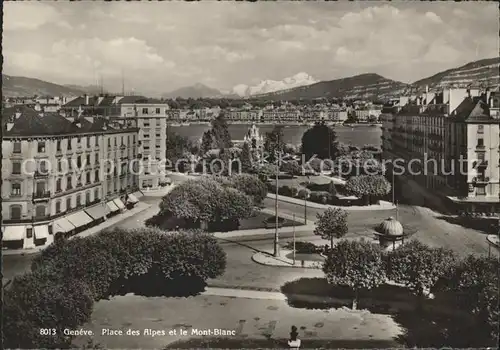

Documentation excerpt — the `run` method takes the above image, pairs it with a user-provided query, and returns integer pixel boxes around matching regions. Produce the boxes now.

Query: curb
[267,193,396,211]
[251,250,324,269]
[213,225,315,239]
[2,246,45,256]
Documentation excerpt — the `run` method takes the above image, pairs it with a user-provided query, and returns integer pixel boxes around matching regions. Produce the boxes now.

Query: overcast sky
[3,1,499,95]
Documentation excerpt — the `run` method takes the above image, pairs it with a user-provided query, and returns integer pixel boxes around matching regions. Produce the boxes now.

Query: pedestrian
[288,325,301,349]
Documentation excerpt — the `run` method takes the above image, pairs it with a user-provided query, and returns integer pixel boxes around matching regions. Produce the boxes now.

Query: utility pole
[292,214,296,265]
[273,134,281,257]
[392,167,395,204]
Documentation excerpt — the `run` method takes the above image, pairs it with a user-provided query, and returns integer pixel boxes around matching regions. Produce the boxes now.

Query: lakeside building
[381,87,500,213]
[1,106,141,251]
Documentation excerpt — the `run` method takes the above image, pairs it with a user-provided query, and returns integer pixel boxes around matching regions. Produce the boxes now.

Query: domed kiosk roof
[375,217,404,237]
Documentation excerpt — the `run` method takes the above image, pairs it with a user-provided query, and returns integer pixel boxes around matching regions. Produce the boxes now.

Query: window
[94,188,99,200]
[13,142,21,153]
[155,108,161,114]
[156,133,161,138]
[86,154,91,166]
[39,161,48,173]
[476,187,486,196]
[35,206,46,218]
[87,136,91,147]
[66,197,72,210]
[68,139,72,150]
[11,183,21,196]
[77,136,81,145]
[477,125,484,134]
[76,194,81,207]
[108,138,111,147]
[156,119,161,126]
[478,152,485,161]
[10,205,22,219]
[12,162,21,175]
[77,156,82,168]
[56,201,61,214]
[56,178,62,192]
[86,172,91,183]
[143,133,150,138]
[95,137,99,146]
[477,138,484,147]
[121,136,124,145]
[95,170,99,182]
[67,176,73,190]
[58,159,63,172]
[86,191,91,203]
[37,141,46,153]
[133,135,136,144]
[114,138,117,146]
[142,108,149,114]
[56,140,61,151]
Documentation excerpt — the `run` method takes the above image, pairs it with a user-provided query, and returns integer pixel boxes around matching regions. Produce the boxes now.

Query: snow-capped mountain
[232,72,318,97]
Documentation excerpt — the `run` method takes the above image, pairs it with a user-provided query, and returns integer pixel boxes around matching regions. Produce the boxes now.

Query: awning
[66,210,93,228]
[34,225,50,239]
[127,194,139,204]
[132,190,144,199]
[106,201,120,212]
[113,198,126,210]
[2,226,26,241]
[84,204,106,220]
[53,217,75,233]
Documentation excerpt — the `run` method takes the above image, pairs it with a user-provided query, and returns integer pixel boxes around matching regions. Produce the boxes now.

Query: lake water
[170,124,382,148]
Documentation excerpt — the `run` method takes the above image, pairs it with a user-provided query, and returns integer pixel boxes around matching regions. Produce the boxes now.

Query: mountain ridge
[2,74,85,98]
[161,83,224,99]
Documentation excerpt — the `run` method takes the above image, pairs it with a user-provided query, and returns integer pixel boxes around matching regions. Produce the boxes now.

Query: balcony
[34,171,50,178]
[473,177,490,184]
[33,191,51,201]
[473,160,488,169]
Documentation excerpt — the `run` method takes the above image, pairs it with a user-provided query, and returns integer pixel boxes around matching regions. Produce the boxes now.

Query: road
[3,178,496,285]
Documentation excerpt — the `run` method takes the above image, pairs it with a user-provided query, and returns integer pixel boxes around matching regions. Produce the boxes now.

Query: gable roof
[452,96,495,122]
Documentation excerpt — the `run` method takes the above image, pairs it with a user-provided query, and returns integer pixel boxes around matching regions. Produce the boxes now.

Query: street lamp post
[274,149,280,257]
[304,175,310,225]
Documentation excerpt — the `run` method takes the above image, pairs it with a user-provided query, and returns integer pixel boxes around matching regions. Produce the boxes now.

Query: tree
[159,178,253,231]
[227,174,268,205]
[314,207,348,249]
[439,255,499,342]
[166,130,193,164]
[386,240,457,311]
[344,175,391,205]
[264,126,285,163]
[240,142,253,173]
[252,163,279,181]
[3,271,94,349]
[323,239,386,309]
[211,113,233,149]
[200,129,214,155]
[301,122,338,160]
[280,160,302,176]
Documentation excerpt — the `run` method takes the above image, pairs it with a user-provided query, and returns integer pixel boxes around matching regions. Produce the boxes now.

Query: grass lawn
[239,211,303,230]
[165,337,400,349]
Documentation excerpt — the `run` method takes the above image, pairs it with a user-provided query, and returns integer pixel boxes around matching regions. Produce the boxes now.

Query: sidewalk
[70,202,151,239]
[267,193,395,211]
[213,224,315,239]
[252,249,324,269]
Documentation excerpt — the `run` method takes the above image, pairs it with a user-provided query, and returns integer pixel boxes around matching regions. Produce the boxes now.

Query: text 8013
[40,328,57,336]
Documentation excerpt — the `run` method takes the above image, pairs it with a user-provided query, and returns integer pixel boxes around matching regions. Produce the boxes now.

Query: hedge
[5,228,226,348]
[309,191,332,204]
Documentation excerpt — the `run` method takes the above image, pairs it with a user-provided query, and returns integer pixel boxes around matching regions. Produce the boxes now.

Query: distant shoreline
[167,121,381,127]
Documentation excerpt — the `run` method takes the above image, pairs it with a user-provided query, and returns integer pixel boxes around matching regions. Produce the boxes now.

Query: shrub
[278,185,298,197]
[323,239,386,309]
[3,271,94,349]
[309,191,332,204]
[284,241,320,254]
[296,188,311,199]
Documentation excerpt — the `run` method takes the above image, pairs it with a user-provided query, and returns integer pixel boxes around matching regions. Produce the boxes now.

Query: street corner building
[380,86,500,214]
[0,99,158,251]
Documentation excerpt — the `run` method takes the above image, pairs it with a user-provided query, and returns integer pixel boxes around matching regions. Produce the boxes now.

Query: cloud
[3,2,71,30]
[2,2,498,93]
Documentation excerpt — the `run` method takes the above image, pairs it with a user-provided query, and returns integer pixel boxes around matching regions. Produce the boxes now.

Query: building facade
[2,106,141,251]
[381,87,500,213]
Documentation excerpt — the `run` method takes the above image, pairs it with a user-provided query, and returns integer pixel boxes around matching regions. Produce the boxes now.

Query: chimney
[467,89,471,97]
[425,85,429,93]
[84,94,90,105]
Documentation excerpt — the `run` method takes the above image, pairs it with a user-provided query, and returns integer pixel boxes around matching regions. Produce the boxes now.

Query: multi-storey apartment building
[381,87,500,213]
[117,98,169,189]
[62,95,170,190]
[1,106,141,251]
